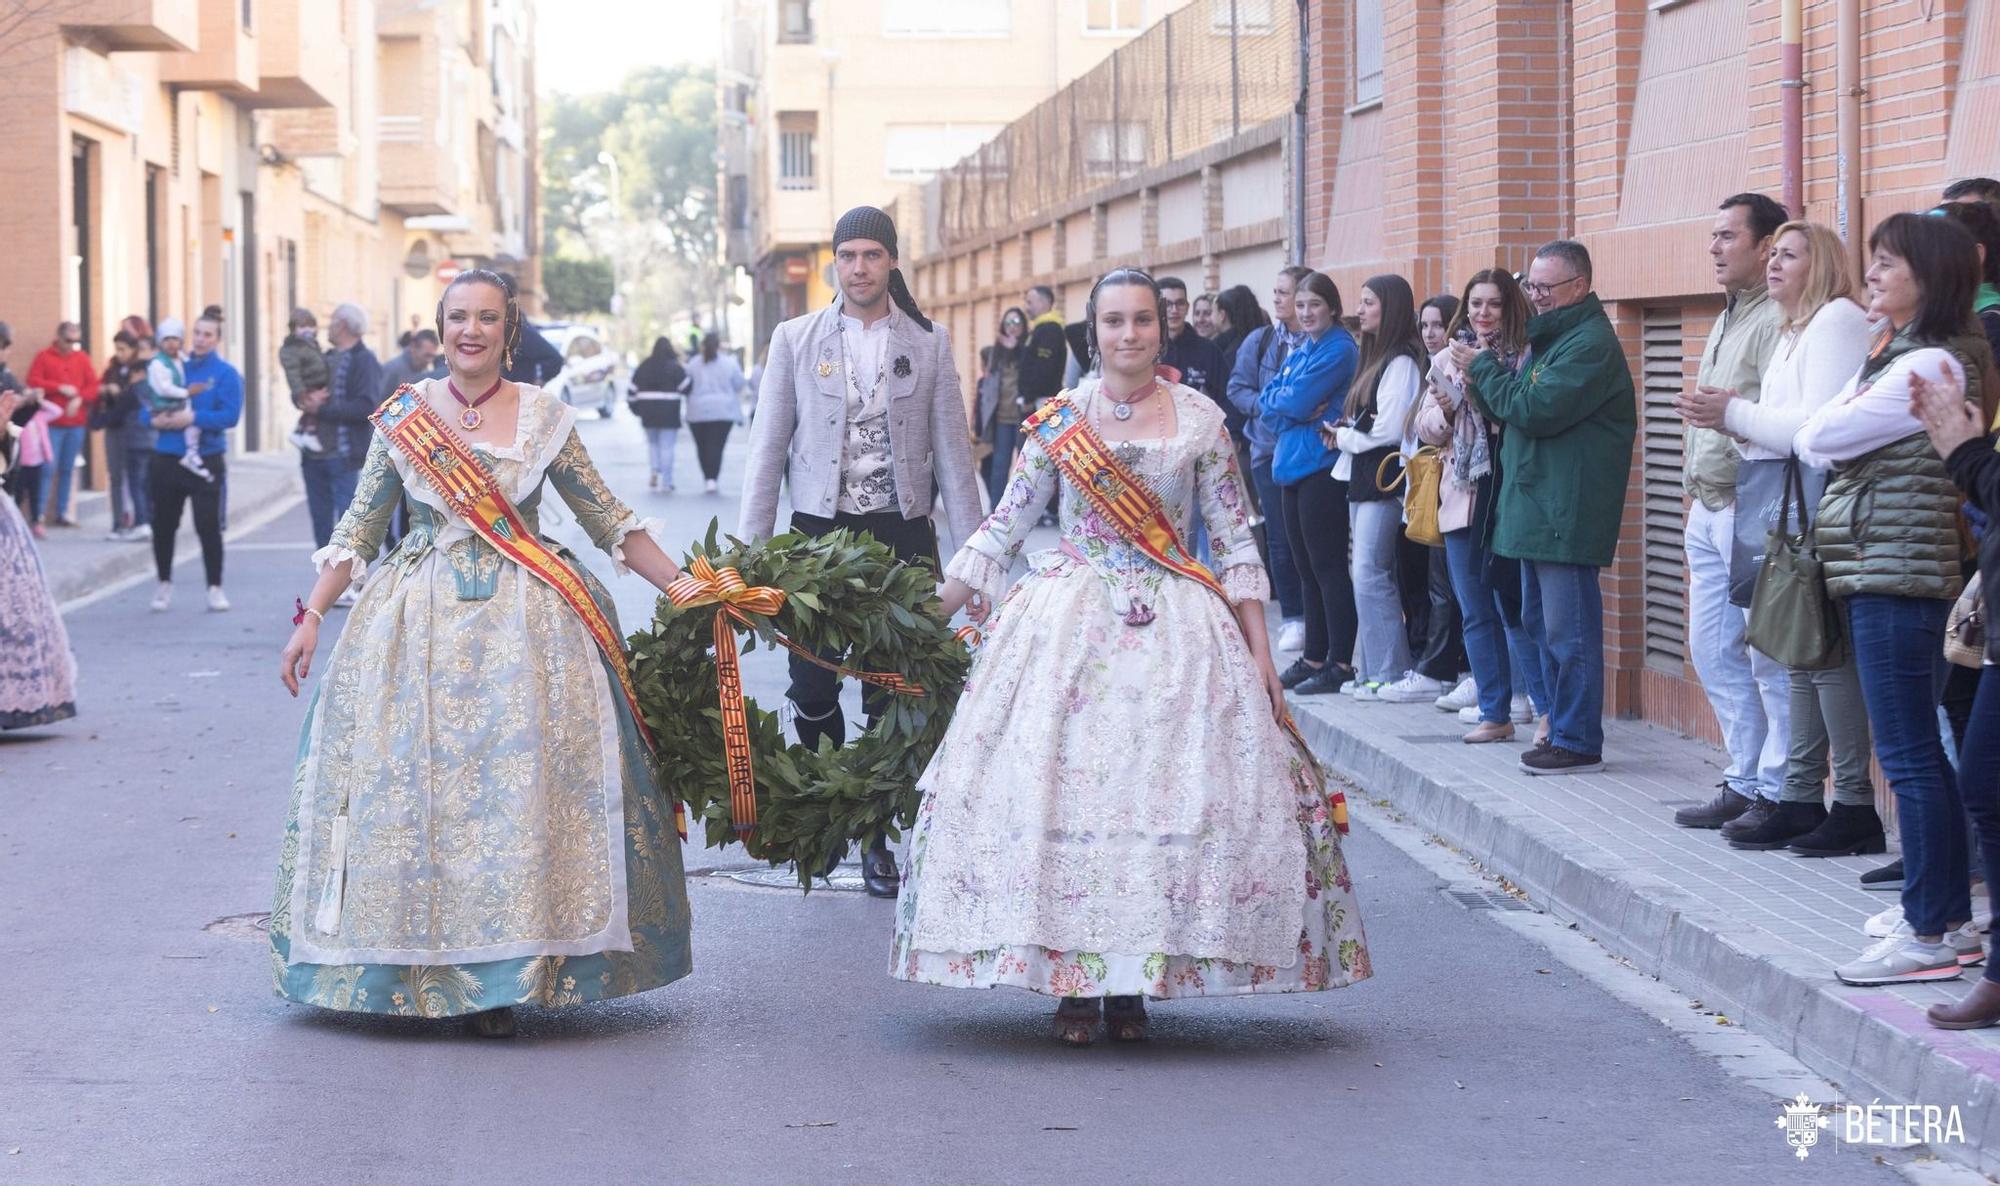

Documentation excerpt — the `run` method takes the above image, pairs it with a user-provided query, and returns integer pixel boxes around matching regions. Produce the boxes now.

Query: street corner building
[0,0,541,474]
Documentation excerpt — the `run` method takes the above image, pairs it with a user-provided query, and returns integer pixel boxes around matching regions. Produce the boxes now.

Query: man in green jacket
[1454,240,1636,776]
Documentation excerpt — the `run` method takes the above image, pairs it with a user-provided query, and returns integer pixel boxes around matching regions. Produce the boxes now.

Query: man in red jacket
[26,321,98,527]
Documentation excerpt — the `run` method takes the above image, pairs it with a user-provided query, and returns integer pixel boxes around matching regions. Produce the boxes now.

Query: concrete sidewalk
[1289,688,2000,1176]
[38,453,305,608]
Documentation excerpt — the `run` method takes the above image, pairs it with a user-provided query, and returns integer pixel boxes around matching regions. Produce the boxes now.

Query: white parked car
[544,325,620,418]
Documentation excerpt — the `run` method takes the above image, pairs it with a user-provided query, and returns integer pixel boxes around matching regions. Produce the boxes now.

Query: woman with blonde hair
[1678,220,1883,858]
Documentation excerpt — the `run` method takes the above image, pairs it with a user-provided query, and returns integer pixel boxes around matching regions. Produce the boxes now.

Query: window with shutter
[1640,308,1689,672]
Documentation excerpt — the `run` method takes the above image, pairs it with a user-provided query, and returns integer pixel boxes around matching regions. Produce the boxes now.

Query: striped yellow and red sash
[1023,393,1348,833]
[371,386,686,838]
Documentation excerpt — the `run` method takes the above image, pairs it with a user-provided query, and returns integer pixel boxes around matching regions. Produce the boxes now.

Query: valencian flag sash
[1023,391,1348,834]
[371,386,686,839]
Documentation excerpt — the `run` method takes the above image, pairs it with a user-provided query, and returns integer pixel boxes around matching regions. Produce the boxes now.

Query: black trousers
[690,421,733,481]
[1281,469,1357,672]
[150,452,226,586]
[1401,535,1466,681]
[786,509,939,750]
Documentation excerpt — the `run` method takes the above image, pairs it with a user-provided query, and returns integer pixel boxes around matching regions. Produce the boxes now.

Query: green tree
[540,64,721,346]
[542,257,613,318]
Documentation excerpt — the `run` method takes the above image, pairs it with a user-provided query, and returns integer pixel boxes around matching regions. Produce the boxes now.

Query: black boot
[1719,797,1778,839]
[1674,784,1754,829]
[861,838,899,898]
[1727,801,1827,850]
[1789,802,1890,857]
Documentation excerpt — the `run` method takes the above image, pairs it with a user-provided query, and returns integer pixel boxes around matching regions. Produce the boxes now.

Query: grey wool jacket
[737,303,985,545]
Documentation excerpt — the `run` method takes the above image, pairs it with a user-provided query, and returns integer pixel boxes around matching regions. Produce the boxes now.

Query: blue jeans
[645,427,679,487]
[1847,594,1968,938]
[1444,529,1548,724]
[40,424,85,520]
[301,455,361,550]
[1520,559,1605,755]
[985,422,1021,508]
[1251,458,1303,619]
[1956,667,2000,981]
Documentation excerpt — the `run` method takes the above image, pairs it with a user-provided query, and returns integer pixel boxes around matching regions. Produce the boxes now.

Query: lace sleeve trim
[945,545,1010,607]
[1218,562,1270,606]
[311,544,366,581]
[607,515,666,576]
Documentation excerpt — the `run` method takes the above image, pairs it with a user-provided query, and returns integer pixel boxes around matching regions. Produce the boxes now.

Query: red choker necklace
[448,377,503,430]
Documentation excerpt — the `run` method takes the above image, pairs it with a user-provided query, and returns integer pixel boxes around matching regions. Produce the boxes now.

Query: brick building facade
[1306,0,1998,740]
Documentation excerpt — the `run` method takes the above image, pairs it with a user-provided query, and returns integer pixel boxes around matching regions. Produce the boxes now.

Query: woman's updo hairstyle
[1083,267,1167,365]
[434,268,523,366]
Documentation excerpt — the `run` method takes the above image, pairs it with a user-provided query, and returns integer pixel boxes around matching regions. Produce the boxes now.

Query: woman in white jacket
[1677,220,1884,859]
[1334,275,1426,698]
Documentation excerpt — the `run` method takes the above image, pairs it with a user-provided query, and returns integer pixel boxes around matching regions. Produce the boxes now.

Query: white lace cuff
[945,545,1011,607]
[311,544,366,581]
[1218,562,1271,605]
[608,515,667,576]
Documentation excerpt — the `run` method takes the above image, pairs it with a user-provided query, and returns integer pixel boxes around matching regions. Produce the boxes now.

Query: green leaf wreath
[627,522,971,887]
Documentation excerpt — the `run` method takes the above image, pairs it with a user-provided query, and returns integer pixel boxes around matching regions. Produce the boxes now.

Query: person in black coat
[1158,276,1233,438]
[629,336,690,491]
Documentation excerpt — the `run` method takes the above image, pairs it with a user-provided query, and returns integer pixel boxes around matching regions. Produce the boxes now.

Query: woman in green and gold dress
[273,271,692,1037]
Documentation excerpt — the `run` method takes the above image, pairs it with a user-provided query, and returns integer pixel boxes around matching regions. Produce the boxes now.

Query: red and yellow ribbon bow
[666,557,789,840]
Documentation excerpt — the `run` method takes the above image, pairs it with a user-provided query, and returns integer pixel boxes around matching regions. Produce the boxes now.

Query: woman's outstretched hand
[280,620,319,697]
[937,577,988,624]
[1910,367,1985,459]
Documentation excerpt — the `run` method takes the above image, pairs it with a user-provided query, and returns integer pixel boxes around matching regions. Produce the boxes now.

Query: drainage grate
[1445,889,1534,912]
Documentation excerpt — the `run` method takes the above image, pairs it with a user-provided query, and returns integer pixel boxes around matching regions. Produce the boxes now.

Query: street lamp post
[597,150,623,345]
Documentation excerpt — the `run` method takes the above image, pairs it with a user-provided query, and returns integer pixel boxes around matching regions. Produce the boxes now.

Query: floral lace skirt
[0,493,76,730]
[892,564,1371,998]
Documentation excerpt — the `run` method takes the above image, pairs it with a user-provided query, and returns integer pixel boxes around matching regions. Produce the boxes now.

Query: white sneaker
[1949,926,1988,968]
[131,523,151,540]
[1510,695,1535,724]
[1458,705,1483,725]
[704,479,719,494]
[1974,897,1993,935]
[149,582,172,612]
[1352,681,1384,702]
[1435,675,1478,712]
[1864,904,1904,939]
[1277,620,1306,654]
[206,586,230,612]
[1835,935,1962,985]
[104,526,130,541]
[1338,680,1358,696]
[1377,671,1445,704]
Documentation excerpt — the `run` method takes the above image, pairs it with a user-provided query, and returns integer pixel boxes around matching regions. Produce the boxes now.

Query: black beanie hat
[832,206,931,332]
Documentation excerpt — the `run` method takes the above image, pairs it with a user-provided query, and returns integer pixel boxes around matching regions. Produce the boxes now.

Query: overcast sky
[535,0,723,94]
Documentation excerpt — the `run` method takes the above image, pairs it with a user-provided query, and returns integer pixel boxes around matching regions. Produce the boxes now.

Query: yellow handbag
[1376,445,1444,547]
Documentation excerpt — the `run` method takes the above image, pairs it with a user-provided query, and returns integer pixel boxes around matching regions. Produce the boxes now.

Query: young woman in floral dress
[896,269,1372,1045]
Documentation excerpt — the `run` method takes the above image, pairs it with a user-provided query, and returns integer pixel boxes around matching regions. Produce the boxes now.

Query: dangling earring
[504,345,515,372]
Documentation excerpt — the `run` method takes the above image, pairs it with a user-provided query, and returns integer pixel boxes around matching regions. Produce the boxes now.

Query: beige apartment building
[0,0,537,464]
[719,0,1197,354]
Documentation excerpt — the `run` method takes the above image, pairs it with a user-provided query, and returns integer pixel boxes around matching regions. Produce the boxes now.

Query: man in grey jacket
[738,205,984,896]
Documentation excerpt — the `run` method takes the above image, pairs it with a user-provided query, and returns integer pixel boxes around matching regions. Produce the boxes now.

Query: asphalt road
[0,404,1911,1184]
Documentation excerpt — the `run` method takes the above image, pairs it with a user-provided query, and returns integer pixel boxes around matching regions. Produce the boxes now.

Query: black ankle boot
[1788,802,1890,857]
[1727,801,1826,850]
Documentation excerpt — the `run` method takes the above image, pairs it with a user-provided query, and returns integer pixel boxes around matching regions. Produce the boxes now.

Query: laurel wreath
[626,523,970,887]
